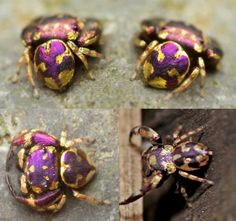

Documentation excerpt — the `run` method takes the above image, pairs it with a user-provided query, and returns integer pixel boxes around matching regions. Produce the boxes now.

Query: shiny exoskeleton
[13,14,103,97]
[132,18,223,98]
[119,125,214,207]
[5,129,109,212]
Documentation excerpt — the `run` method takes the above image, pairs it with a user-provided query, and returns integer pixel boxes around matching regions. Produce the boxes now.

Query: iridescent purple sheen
[22,15,79,46]
[62,151,94,184]
[173,142,210,169]
[160,21,204,52]
[32,132,58,146]
[34,40,75,80]
[148,42,189,82]
[148,148,172,171]
[27,146,59,191]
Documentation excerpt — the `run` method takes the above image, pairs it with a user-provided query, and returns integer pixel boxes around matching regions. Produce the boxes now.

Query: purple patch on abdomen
[27,146,59,192]
[148,42,189,85]
[34,40,75,80]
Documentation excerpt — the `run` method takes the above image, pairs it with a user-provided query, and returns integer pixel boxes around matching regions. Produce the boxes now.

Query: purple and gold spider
[6,129,110,213]
[12,14,103,97]
[132,18,223,99]
[120,125,213,207]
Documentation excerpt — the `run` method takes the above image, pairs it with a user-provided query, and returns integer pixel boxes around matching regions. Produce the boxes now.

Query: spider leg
[67,41,102,80]
[134,36,147,48]
[11,48,39,98]
[6,175,65,212]
[178,171,214,185]
[165,67,200,100]
[129,125,162,151]
[198,57,206,96]
[173,125,183,139]
[179,185,192,208]
[72,190,110,205]
[175,181,192,207]
[23,48,39,98]
[173,126,204,146]
[46,195,66,213]
[11,54,24,83]
[131,40,159,80]
[77,18,102,47]
[60,128,95,148]
[119,172,163,205]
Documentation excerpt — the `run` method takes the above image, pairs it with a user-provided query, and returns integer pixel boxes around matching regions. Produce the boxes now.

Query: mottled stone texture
[0,109,118,221]
[142,110,236,221]
[0,0,235,108]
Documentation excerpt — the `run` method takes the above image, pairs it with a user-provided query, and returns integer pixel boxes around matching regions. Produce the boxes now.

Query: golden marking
[42,165,48,170]
[33,32,41,41]
[181,29,188,35]
[20,175,28,194]
[149,155,157,166]
[68,31,78,40]
[32,186,42,193]
[196,155,209,166]
[143,62,154,80]
[43,153,48,160]
[29,165,35,173]
[166,163,176,174]
[84,153,96,169]
[181,146,190,152]
[42,24,49,31]
[27,197,36,207]
[147,76,167,88]
[194,43,202,53]
[184,158,191,164]
[44,176,49,181]
[164,145,174,152]
[152,175,162,186]
[172,154,182,161]
[24,133,33,146]
[29,145,39,154]
[54,23,60,29]
[44,77,59,90]
[158,31,168,39]
[37,62,47,72]
[64,24,70,30]
[160,149,168,156]
[85,169,96,184]
[17,149,25,169]
[167,68,179,77]
[49,181,59,190]
[58,69,74,87]
[56,54,65,64]
[157,49,165,62]
[47,146,56,153]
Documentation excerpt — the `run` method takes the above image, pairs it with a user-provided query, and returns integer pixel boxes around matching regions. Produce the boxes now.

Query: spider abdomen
[172,141,212,171]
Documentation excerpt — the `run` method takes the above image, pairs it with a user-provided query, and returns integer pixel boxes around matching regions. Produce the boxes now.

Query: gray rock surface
[0,109,118,221]
[0,0,235,108]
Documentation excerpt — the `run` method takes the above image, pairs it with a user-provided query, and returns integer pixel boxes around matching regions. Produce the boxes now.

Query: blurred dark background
[142,110,236,221]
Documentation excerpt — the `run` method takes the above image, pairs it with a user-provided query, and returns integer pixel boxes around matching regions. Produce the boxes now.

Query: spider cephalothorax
[5,129,109,213]
[132,18,223,99]
[120,125,213,207]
